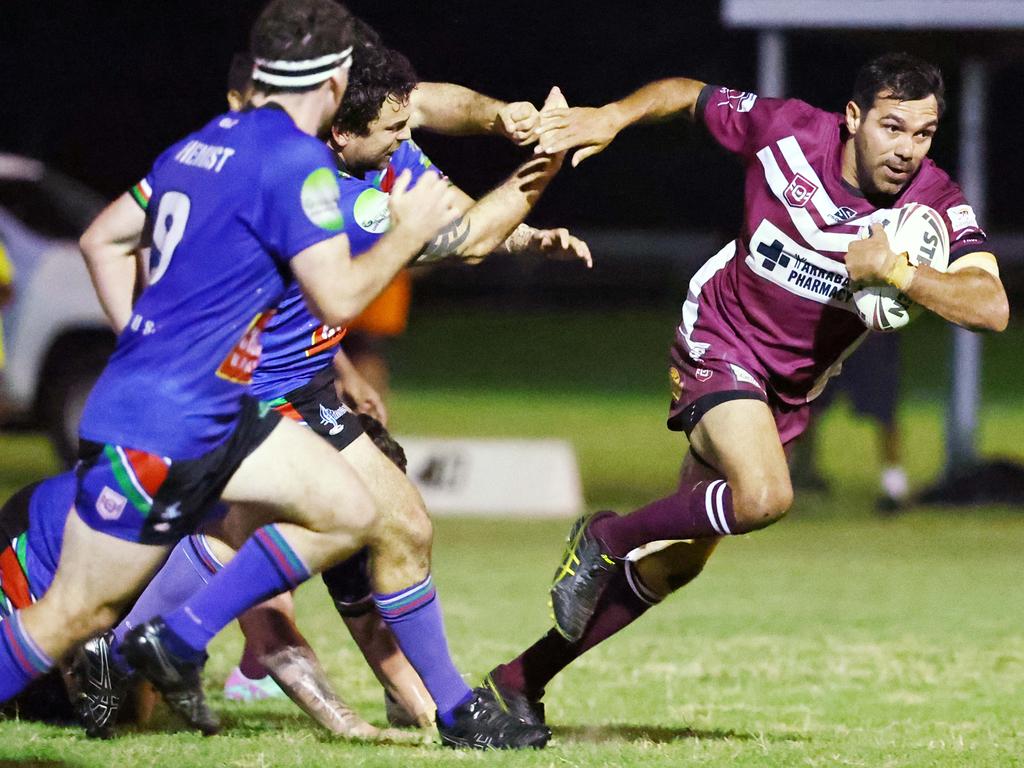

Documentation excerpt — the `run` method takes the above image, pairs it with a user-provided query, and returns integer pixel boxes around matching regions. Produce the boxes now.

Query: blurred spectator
[789,333,909,513]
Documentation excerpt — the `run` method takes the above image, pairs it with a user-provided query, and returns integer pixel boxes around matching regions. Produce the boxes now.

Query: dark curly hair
[333,42,418,136]
[250,0,356,95]
[852,52,945,118]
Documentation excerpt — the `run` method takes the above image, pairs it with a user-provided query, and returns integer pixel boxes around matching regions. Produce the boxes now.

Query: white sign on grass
[400,436,583,518]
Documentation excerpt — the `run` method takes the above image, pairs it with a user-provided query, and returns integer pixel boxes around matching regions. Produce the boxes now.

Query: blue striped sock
[111,535,223,671]
[161,525,310,659]
[0,611,54,702]
[373,574,472,725]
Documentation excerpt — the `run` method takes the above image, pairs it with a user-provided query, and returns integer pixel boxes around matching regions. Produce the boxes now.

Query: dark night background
[3,1,1023,235]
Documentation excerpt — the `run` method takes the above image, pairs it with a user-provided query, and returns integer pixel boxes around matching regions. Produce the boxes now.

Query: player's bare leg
[115,418,378,729]
[226,432,533,744]
[19,513,170,658]
[551,398,791,641]
[331,432,493,738]
[228,593,295,701]
[337,434,431,593]
[0,513,171,701]
[224,430,436,730]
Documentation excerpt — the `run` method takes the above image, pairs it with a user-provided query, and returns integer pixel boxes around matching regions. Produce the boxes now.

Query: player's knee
[307,481,377,541]
[394,491,433,555]
[732,480,793,530]
[345,486,379,536]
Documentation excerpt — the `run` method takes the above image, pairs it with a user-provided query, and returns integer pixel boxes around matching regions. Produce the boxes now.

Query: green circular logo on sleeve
[301,167,344,231]
[352,188,391,234]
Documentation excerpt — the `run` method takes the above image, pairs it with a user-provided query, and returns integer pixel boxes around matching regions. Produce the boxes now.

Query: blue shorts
[75,397,280,545]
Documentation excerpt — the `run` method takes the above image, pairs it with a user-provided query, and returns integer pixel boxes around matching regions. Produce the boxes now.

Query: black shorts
[268,366,364,452]
[76,396,282,545]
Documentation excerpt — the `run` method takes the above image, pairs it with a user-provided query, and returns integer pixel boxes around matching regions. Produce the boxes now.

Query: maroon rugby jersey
[680,85,987,404]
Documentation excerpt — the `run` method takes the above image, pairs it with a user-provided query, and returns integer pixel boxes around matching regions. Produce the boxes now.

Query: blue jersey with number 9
[79,105,345,458]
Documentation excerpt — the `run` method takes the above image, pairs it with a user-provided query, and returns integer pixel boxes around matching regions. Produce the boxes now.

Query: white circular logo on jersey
[353,188,391,234]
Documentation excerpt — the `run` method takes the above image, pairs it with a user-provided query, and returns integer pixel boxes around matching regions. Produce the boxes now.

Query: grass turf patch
[1,308,1022,765]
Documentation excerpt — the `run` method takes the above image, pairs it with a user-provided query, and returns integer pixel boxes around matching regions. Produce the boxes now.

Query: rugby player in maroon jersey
[482,53,1008,725]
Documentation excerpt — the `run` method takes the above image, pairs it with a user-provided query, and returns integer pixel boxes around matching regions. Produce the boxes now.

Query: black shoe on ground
[68,632,131,739]
[482,670,545,727]
[550,511,620,642]
[120,619,220,736]
[437,687,550,749]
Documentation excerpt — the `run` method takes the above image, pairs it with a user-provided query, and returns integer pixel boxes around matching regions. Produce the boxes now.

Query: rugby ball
[852,203,949,332]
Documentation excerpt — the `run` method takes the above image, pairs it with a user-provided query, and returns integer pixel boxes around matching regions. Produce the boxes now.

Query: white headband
[252,47,353,88]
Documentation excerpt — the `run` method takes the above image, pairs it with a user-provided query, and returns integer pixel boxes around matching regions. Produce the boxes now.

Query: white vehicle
[0,153,113,464]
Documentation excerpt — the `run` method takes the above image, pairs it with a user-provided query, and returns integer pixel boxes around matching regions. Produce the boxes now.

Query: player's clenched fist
[387,170,460,246]
[846,224,900,287]
[497,101,540,146]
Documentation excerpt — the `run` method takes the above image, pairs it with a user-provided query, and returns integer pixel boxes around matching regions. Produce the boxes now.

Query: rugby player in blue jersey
[69,38,589,741]
[0,0,559,750]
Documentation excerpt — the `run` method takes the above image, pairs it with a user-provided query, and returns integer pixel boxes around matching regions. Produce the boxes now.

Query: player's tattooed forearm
[419,216,471,262]
[263,646,378,737]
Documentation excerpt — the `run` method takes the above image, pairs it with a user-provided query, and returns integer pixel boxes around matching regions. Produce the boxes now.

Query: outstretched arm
[536,77,706,167]
[846,225,1009,332]
[416,87,590,266]
[342,611,434,728]
[410,82,539,146]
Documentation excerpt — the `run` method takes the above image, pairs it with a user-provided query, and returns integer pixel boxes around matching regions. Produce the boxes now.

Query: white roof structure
[722,0,1024,29]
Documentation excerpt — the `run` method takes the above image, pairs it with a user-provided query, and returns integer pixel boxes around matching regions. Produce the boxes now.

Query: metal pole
[757,30,787,96]
[946,58,987,472]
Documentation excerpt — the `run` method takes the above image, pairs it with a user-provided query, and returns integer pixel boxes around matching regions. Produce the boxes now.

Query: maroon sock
[492,563,657,700]
[592,479,738,558]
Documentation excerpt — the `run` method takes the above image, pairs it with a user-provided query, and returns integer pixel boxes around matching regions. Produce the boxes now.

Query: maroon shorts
[666,330,812,447]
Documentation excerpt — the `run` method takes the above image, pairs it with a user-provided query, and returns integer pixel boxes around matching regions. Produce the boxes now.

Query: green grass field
[1,309,1023,767]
